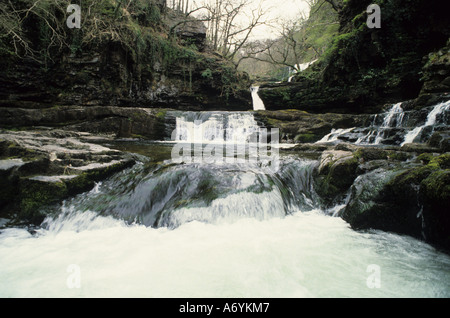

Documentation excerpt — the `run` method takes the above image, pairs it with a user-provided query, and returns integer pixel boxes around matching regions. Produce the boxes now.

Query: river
[0,108,449,298]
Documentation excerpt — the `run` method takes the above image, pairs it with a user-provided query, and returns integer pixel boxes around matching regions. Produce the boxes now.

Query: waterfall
[316,128,355,144]
[173,112,262,144]
[356,102,405,145]
[251,86,266,111]
[287,60,318,82]
[2,107,450,298]
[401,100,450,146]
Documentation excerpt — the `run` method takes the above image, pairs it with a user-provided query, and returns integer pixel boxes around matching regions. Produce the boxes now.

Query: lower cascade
[0,105,449,298]
[317,100,450,147]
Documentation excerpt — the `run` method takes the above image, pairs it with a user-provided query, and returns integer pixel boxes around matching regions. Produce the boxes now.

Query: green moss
[429,154,450,169]
[294,133,317,143]
[19,178,68,224]
[421,169,450,202]
[155,110,167,120]
[388,165,437,191]
[65,174,95,196]
[387,151,413,162]
[417,153,435,164]
[354,148,388,161]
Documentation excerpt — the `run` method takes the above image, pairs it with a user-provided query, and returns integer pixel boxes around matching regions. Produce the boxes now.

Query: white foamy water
[251,86,266,111]
[401,100,450,146]
[356,103,405,145]
[316,128,355,143]
[1,210,449,298]
[174,112,262,144]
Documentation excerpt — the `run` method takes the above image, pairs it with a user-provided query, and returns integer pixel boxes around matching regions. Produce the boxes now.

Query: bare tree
[236,0,339,78]
[0,0,69,63]
[192,0,269,63]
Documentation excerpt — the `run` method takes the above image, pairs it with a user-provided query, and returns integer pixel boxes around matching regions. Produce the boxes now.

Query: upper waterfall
[251,86,266,111]
[356,102,405,145]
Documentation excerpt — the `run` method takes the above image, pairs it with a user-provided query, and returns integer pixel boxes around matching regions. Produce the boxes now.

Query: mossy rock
[354,148,388,162]
[429,154,450,169]
[294,133,319,143]
[315,151,359,204]
[421,169,450,251]
[19,177,69,224]
[342,167,424,237]
[343,153,450,250]
[416,153,435,164]
[387,151,414,162]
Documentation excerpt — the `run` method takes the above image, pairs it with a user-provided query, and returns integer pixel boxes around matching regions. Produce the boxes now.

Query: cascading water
[401,100,450,146]
[317,128,356,144]
[172,111,262,144]
[251,86,266,111]
[1,110,450,298]
[356,103,406,145]
[316,100,449,147]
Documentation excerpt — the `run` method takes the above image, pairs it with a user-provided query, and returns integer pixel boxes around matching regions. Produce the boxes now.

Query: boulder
[0,130,136,224]
[314,150,359,204]
[342,153,450,252]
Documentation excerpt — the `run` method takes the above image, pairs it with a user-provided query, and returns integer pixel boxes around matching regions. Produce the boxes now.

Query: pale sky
[252,0,311,40]
[189,0,312,41]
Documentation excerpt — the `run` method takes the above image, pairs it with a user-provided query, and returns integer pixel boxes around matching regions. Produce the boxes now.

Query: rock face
[0,130,137,224]
[0,2,252,114]
[420,40,450,96]
[0,49,251,112]
[0,106,170,140]
[254,109,368,143]
[307,144,450,253]
[258,0,450,114]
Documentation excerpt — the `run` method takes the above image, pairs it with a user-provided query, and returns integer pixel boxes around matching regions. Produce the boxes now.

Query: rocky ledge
[284,143,450,253]
[0,129,138,225]
[0,106,171,140]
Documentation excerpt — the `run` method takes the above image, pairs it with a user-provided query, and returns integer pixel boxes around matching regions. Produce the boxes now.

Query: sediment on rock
[0,130,137,224]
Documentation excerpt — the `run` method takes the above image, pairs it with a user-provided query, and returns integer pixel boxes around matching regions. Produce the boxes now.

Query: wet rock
[0,106,170,140]
[428,131,450,152]
[255,110,367,143]
[342,153,450,252]
[314,150,359,204]
[341,167,421,235]
[0,129,136,223]
[421,169,450,250]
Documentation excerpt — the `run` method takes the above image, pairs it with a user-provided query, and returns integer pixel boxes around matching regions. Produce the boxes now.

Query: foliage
[0,0,166,63]
[237,0,340,80]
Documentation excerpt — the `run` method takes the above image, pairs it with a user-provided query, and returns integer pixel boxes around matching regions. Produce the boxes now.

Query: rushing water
[172,111,263,144]
[316,100,450,146]
[251,86,266,111]
[401,100,450,146]
[1,111,449,298]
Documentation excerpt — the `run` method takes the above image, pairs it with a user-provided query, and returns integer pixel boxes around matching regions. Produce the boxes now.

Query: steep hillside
[259,0,450,113]
[0,0,251,112]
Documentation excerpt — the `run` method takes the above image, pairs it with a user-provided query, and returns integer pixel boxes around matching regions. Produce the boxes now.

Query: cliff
[0,0,252,114]
[258,0,450,114]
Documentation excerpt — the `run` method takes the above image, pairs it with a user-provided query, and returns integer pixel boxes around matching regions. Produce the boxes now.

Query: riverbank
[1,116,449,253]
